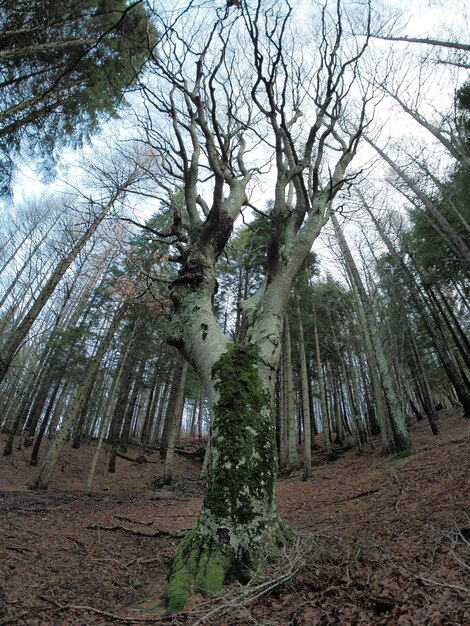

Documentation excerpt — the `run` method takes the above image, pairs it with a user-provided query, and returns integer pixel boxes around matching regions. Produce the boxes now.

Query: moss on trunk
[164,343,290,611]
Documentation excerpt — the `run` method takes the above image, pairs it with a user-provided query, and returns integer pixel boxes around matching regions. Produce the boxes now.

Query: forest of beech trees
[2,182,468,481]
[0,0,469,611]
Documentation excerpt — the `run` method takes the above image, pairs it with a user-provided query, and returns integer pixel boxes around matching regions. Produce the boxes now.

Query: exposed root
[184,532,315,625]
[164,528,229,612]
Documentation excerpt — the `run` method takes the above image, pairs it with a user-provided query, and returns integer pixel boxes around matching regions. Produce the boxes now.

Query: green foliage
[308,277,355,364]
[456,80,470,150]
[403,79,470,286]
[0,0,157,193]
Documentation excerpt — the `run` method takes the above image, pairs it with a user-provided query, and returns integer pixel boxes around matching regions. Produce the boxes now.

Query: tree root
[187,532,313,625]
[164,529,229,612]
[164,521,292,612]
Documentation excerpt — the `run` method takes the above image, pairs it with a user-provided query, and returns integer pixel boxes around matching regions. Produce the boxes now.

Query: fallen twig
[330,488,380,504]
[66,536,87,554]
[37,594,172,623]
[414,573,470,594]
[6,545,35,554]
[125,555,162,568]
[391,470,405,513]
[114,515,154,526]
[87,523,188,538]
[300,488,381,506]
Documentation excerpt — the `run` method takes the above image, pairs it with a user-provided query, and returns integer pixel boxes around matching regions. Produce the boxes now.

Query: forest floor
[1,409,469,626]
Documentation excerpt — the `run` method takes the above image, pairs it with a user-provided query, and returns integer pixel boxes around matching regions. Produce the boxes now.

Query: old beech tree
[142,0,370,610]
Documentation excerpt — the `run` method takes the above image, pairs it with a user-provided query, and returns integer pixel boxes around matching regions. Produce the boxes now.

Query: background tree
[0,0,156,192]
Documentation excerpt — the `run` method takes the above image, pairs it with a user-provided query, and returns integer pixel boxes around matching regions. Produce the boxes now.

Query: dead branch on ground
[87,523,189,538]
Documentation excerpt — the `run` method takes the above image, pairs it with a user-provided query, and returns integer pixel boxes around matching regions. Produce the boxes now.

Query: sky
[5,0,468,253]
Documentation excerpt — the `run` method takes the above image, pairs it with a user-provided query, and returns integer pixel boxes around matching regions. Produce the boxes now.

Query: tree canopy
[0,0,156,193]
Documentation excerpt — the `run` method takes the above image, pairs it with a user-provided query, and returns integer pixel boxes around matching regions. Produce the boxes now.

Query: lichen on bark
[164,343,290,612]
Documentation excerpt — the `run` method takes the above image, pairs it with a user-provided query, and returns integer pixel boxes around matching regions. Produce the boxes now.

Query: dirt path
[1,410,469,625]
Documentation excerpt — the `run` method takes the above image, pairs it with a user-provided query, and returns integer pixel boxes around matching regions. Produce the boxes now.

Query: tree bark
[30,305,124,490]
[312,299,332,457]
[297,303,312,480]
[163,359,188,485]
[83,332,134,496]
[362,199,470,417]
[332,213,412,453]
[0,181,134,385]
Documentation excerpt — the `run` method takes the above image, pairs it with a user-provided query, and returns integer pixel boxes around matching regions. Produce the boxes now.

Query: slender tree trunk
[366,138,470,262]
[0,184,132,385]
[84,334,134,496]
[141,365,160,445]
[163,359,188,485]
[29,379,62,466]
[0,229,50,311]
[119,357,147,453]
[297,303,311,480]
[410,336,439,435]
[342,357,364,452]
[425,283,470,371]
[107,323,140,473]
[332,214,411,453]
[30,305,124,490]
[71,384,94,449]
[312,298,332,457]
[2,365,38,456]
[160,357,187,460]
[151,375,172,445]
[282,314,298,470]
[362,200,470,417]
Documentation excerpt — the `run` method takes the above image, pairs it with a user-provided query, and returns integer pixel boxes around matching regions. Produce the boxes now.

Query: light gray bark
[366,138,470,262]
[163,359,188,485]
[312,298,332,456]
[297,302,312,480]
[332,213,411,453]
[0,182,134,386]
[361,197,470,417]
[84,334,135,496]
[31,305,124,490]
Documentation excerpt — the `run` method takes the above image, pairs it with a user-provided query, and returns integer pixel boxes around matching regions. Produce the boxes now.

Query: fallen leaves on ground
[0,409,469,625]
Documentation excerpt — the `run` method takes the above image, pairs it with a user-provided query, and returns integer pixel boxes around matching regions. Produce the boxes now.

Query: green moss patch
[205,343,277,522]
[164,529,230,612]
